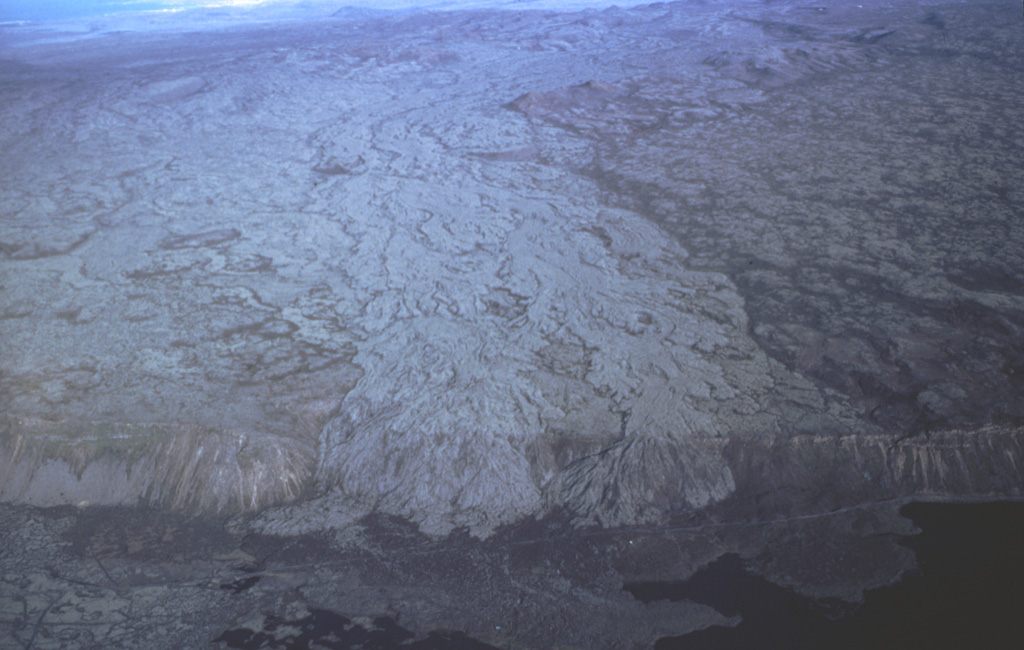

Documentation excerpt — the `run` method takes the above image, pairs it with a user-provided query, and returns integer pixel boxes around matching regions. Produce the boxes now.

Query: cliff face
[6,420,1022,542]
[2,0,1023,539]
[716,429,1024,520]
[0,417,312,511]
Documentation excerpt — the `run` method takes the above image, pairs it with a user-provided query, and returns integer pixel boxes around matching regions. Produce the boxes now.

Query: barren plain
[1,0,1023,648]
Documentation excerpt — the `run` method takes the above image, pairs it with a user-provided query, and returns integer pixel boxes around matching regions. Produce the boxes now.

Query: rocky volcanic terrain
[1,0,1022,648]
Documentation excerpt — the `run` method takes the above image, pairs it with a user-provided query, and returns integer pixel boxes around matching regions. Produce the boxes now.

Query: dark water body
[627,502,1024,650]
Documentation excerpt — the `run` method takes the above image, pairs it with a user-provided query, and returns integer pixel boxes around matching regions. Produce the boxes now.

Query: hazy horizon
[0,0,643,24]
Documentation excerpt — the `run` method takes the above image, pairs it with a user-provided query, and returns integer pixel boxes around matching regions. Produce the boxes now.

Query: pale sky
[1,0,643,24]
